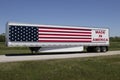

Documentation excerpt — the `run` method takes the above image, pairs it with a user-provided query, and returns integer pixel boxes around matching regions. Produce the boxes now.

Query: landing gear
[29,47,41,53]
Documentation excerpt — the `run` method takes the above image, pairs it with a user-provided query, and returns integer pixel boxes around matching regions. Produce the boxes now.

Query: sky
[0,0,120,36]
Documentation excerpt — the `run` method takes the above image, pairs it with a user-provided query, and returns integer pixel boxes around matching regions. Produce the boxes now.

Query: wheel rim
[96,47,101,52]
[101,47,107,52]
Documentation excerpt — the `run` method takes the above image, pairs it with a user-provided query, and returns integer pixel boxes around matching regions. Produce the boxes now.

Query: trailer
[6,22,109,53]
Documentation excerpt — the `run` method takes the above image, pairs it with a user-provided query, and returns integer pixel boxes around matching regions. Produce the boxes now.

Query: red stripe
[39,34,91,36]
[39,37,91,39]
[39,27,91,31]
[38,40,91,42]
[39,30,91,34]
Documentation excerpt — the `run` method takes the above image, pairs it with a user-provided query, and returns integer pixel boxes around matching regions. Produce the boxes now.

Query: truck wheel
[101,46,107,52]
[94,46,101,52]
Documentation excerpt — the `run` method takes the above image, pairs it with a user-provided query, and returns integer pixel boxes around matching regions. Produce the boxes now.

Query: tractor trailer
[6,22,109,53]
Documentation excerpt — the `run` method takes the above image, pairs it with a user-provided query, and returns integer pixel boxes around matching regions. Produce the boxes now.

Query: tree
[0,33,5,42]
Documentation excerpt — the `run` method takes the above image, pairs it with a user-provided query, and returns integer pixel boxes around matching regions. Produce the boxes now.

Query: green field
[109,37,120,50]
[0,55,120,80]
[110,42,120,50]
[0,42,30,55]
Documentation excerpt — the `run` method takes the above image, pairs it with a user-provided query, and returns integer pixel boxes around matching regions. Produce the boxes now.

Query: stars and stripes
[9,25,92,42]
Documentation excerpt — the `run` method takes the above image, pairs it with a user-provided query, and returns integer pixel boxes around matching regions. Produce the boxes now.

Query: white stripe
[38,32,91,35]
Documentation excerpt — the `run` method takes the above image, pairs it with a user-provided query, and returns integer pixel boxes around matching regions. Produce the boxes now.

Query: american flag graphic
[9,26,92,42]
[9,26,38,42]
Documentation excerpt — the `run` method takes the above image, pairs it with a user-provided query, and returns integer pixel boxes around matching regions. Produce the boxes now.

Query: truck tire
[94,46,101,52]
[101,46,107,52]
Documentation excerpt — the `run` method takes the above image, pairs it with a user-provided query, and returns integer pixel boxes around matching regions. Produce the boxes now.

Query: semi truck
[6,22,109,53]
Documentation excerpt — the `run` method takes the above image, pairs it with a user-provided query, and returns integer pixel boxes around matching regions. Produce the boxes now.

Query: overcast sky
[0,0,120,36]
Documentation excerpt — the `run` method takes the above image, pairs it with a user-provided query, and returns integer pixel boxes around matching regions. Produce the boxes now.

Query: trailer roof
[7,22,109,30]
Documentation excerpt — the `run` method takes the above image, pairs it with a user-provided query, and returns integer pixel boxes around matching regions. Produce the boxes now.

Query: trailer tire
[101,46,107,52]
[94,46,101,53]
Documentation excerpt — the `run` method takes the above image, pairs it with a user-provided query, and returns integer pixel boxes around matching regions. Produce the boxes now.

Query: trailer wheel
[94,46,101,53]
[101,46,107,52]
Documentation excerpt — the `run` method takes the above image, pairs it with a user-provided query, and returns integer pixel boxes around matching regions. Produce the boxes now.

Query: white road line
[0,51,120,63]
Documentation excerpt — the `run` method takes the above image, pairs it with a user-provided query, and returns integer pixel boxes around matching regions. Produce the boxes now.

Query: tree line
[0,33,5,42]
[110,36,120,42]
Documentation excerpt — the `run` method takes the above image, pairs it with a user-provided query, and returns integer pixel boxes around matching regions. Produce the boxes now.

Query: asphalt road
[0,51,120,63]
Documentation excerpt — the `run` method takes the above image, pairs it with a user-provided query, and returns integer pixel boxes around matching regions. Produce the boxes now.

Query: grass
[109,42,120,50]
[0,50,30,54]
[0,55,120,80]
[0,42,30,55]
